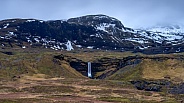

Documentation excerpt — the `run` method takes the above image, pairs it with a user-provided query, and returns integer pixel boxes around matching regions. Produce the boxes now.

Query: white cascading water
[88,62,92,78]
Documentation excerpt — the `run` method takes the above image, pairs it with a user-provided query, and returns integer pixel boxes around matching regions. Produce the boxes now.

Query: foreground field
[0,75,182,103]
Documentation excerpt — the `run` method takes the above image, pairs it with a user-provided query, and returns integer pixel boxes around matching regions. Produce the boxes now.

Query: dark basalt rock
[130,81,146,90]
[144,84,162,92]
[131,79,179,93]
[130,80,171,92]
[1,51,14,55]
[18,20,97,43]
[169,83,184,94]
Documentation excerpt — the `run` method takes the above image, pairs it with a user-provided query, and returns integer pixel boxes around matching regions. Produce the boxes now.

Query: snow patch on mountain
[87,46,94,49]
[22,46,26,49]
[96,23,115,32]
[125,38,147,44]
[39,20,44,23]
[76,45,82,48]
[26,20,36,22]
[12,20,16,22]
[3,23,9,28]
[8,32,17,37]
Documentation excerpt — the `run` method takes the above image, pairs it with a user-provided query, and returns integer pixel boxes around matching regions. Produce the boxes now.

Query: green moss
[108,64,143,81]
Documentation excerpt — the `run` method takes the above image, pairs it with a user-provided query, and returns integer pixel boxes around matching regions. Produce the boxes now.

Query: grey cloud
[0,0,184,28]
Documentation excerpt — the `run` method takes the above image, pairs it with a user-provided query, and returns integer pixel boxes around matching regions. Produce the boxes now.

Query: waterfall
[88,62,92,78]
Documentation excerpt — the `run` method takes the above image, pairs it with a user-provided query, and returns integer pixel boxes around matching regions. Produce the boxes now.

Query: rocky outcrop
[130,80,171,92]
[54,54,143,78]
[131,80,184,94]
[169,83,184,94]
[67,14,125,30]
[54,54,184,93]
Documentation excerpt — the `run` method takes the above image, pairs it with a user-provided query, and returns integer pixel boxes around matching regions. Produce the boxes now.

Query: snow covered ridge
[145,24,184,34]
[134,30,183,43]
[93,22,184,45]
[129,24,184,45]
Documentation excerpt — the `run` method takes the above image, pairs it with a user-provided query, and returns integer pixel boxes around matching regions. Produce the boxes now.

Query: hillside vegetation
[0,48,184,102]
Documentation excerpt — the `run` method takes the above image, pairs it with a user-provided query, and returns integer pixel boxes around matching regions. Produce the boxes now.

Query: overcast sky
[1,0,183,28]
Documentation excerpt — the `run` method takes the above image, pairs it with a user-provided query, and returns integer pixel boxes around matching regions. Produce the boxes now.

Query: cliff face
[53,53,184,93]
[54,54,184,79]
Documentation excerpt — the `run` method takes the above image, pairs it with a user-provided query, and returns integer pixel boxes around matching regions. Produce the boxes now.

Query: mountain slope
[0,15,184,54]
[0,50,85,80]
